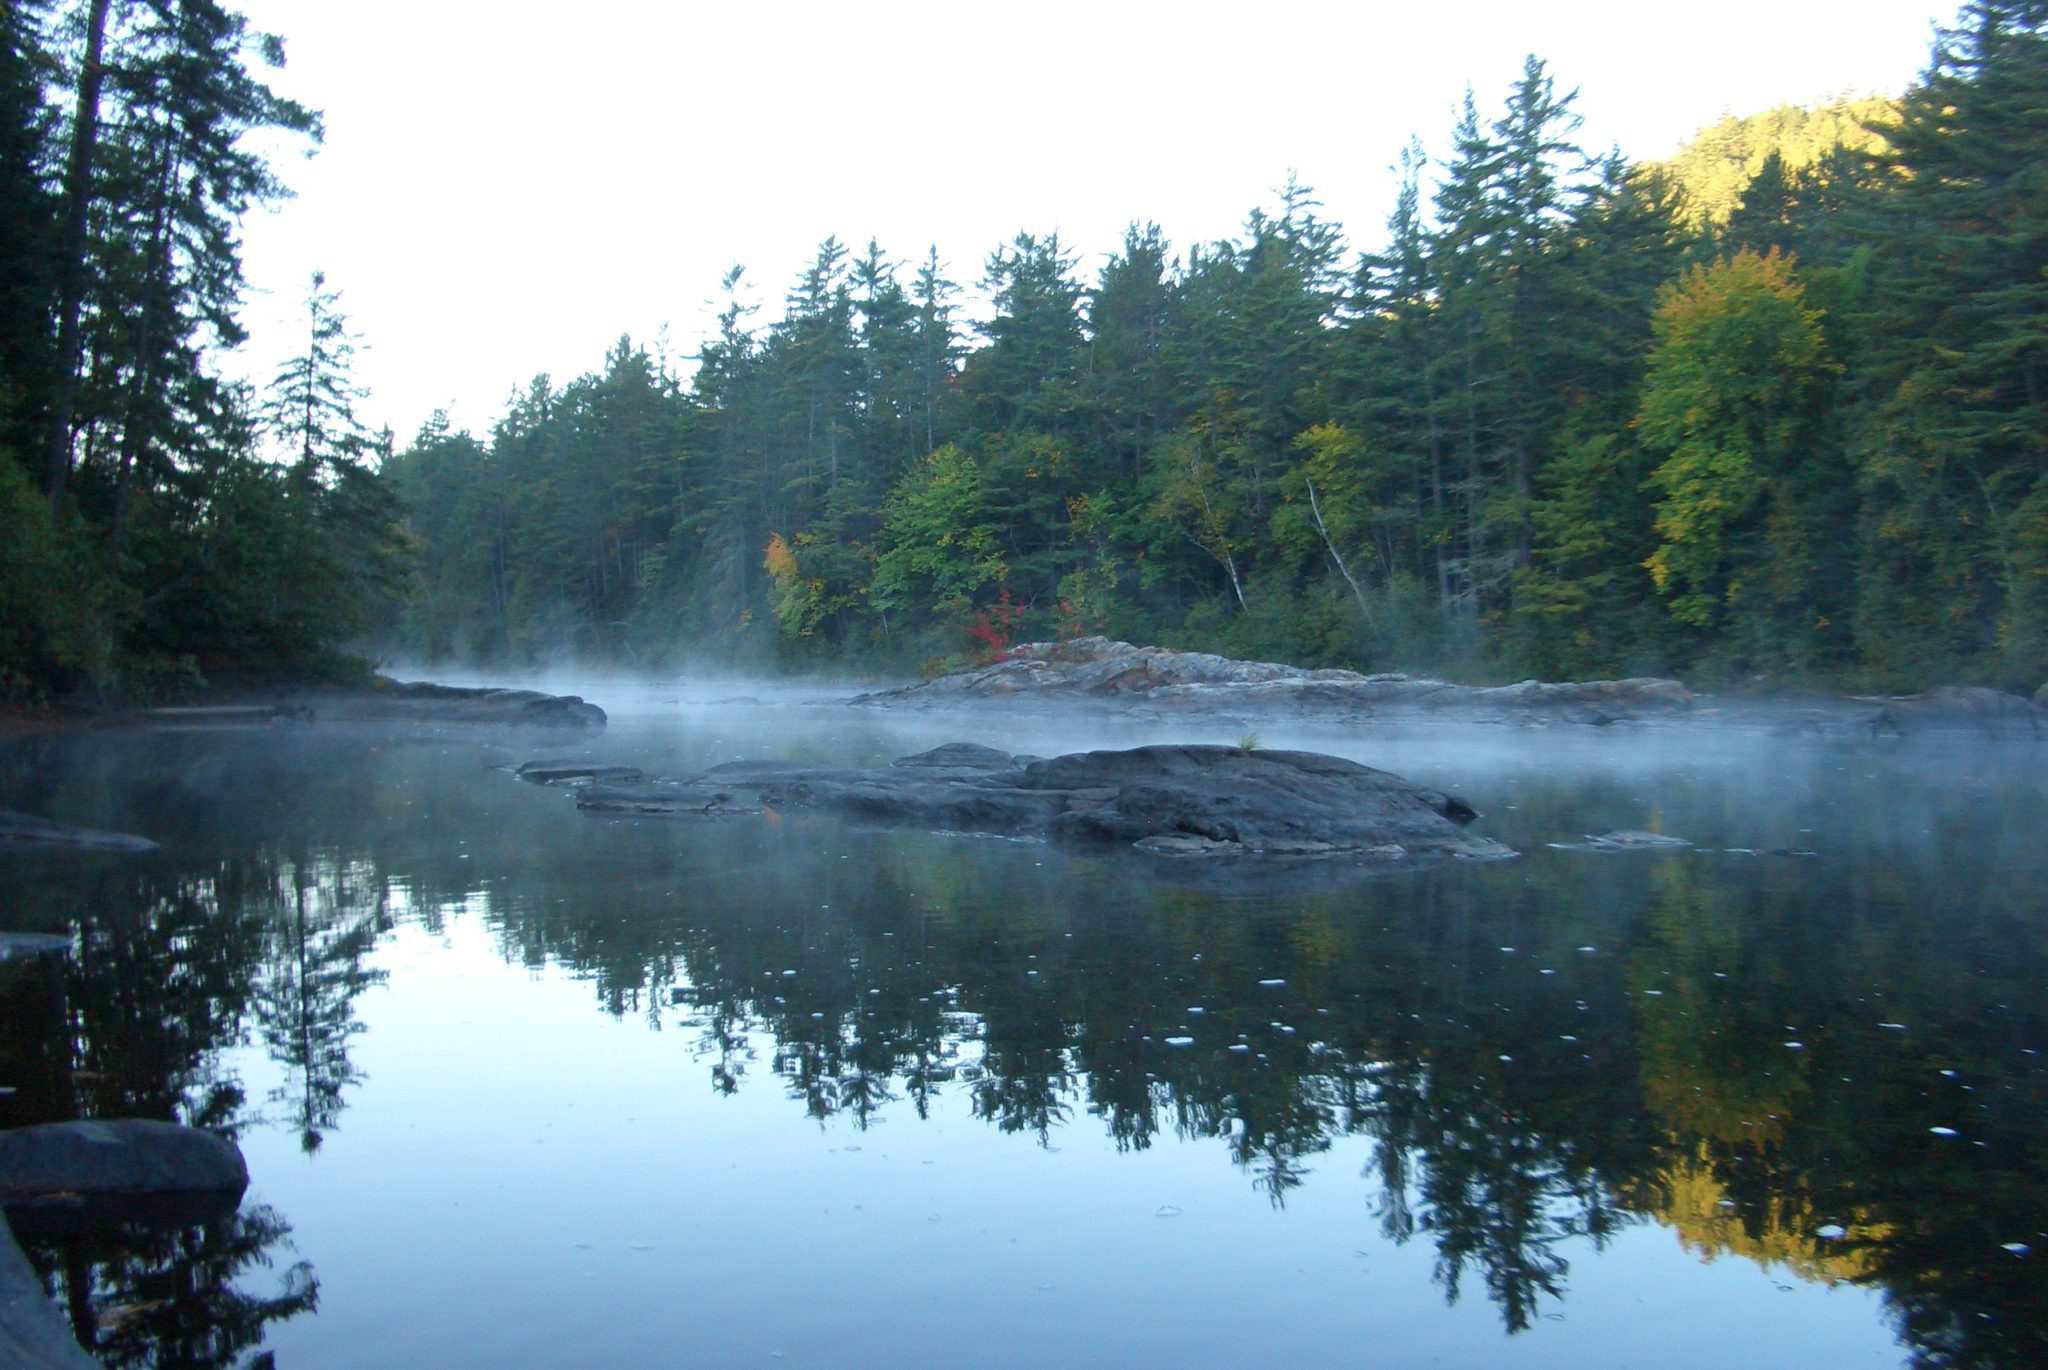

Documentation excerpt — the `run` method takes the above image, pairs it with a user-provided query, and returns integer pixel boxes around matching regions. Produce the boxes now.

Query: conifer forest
[4,1,2047,699]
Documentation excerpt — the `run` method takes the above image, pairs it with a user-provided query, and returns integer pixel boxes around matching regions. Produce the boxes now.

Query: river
[2,682,2043,1367]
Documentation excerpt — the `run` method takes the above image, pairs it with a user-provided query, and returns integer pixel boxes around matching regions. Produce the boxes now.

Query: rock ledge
[577,742,1514,869]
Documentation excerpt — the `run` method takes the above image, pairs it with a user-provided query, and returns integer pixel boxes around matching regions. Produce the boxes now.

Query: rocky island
[850,637,2047,739]
[571,741,1514,868]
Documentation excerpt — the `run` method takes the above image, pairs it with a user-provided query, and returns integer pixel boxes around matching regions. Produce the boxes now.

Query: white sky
[226,0,1952,444]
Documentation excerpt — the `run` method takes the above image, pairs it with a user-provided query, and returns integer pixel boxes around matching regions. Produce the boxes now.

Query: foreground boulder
[0,1119,248,1231]
[2,1119,250,1369]
[579,743,1514,867]
[854,637,1692,725]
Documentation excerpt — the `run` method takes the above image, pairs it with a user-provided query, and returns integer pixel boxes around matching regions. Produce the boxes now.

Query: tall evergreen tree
[260,269,370,474]
[1850,0,2048,683]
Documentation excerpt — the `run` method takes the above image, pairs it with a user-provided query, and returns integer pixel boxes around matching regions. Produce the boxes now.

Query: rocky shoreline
[850,638,2047,739]
[0,678,610,734]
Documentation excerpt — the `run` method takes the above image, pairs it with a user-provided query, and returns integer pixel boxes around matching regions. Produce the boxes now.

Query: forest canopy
[5,2,2046,700]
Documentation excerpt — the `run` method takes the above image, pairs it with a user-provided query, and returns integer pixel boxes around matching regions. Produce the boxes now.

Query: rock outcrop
[853,638,1693,725]
[314,680,607,728]
[577,742,1514,868]
[849,638,2048,739]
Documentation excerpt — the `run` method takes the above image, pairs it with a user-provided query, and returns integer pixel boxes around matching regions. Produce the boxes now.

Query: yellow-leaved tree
[1638,250,1840,647]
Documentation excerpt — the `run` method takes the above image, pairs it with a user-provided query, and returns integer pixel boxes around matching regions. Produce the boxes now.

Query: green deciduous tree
[870,443,1005,621]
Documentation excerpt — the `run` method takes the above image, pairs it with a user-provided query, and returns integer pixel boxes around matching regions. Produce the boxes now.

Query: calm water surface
[2,683,2044,1367]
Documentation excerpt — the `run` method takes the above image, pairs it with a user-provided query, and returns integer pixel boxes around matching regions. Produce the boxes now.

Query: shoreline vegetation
[5,7,2048,716]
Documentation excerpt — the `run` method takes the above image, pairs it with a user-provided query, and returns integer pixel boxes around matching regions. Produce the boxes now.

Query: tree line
[5,3,2044,699]
[389,4,2048,691]
[0,0,402,702]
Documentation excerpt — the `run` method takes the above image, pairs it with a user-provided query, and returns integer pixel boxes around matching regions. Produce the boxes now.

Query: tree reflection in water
[251,860,390,1154]
[450,812,2045,1360]
[0,853,385,1367]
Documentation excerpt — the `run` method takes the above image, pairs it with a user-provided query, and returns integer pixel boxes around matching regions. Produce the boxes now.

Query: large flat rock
[579,742,1514,870]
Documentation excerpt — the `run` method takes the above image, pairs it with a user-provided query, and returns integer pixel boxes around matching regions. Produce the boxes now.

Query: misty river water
[2,683,2044,1368]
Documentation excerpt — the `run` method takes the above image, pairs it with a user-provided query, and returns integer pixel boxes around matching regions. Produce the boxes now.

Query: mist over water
[3,686,2044,1367]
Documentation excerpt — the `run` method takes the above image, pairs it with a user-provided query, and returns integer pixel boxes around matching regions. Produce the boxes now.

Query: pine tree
[261,270,370,475]
[1850,0,2048,683]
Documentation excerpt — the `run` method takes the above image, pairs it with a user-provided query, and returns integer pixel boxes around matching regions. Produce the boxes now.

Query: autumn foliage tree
[1637,250,1842,664]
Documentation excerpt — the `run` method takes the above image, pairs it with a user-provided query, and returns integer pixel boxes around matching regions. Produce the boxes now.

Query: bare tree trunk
[1306,477,1373,628]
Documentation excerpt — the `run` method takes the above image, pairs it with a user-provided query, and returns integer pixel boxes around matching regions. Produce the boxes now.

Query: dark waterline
[2,687,2044,1367]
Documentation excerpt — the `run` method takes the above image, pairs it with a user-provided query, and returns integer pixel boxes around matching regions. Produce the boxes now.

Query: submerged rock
[0,811,158,853]
[580,742,1514,869]
[516,760,644,785]
[889,741,1020,770]
[853,637,1692,725]
[1550,829,1694,852]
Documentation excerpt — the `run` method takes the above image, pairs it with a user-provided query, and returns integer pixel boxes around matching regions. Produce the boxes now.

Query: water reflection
[0,858,371,1366]
[252,863,390,1154]
[2,725,2045,1366]
[455,768,2045,1361]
